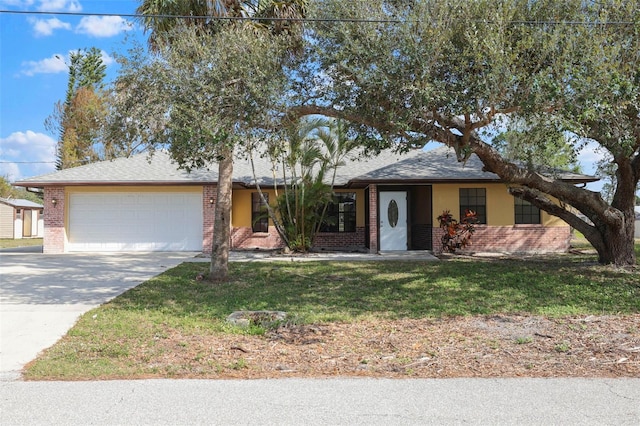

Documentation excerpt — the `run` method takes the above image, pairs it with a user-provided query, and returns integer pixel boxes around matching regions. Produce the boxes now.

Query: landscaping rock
[226,310,288,328]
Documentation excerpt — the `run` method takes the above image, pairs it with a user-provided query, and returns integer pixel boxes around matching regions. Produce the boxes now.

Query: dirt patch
[137,315,640,379]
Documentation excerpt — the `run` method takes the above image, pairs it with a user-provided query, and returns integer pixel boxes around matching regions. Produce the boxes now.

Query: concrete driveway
[0,252,198,379]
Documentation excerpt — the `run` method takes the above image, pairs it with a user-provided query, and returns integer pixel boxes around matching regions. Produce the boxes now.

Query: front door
[379,191,407,251]
[22,210,32,237]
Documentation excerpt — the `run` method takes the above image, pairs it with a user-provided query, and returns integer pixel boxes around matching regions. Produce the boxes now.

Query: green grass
[108,259,639,321]
[23,251,640,379]
[0,238,42,248]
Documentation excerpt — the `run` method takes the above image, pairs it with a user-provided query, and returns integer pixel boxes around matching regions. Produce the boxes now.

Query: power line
[0,9,637,26]
[0,161,56,164]
[0,9,404,24]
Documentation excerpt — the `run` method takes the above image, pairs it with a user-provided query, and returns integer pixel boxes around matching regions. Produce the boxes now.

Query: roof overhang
[13,181,213,188]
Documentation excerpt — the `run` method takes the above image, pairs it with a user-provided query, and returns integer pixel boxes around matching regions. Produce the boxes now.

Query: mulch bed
[141,314,639,379]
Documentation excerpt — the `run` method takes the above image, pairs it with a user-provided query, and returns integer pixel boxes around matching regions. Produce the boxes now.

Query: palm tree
[137,1,307,47]
[259,117,358,252]
[135,0,307,280]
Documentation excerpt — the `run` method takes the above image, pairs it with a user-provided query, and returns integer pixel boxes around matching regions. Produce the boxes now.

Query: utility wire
[0,9,404,24]
[0,9,637,26]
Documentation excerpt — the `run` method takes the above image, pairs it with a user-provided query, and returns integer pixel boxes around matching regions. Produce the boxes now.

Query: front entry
[379,191,407,251]
[22,210,32,237]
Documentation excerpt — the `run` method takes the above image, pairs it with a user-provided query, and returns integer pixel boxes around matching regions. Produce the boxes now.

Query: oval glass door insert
[387,199,399,228]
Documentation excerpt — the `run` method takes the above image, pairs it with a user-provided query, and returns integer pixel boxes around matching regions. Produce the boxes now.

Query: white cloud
[20,49,114,76]
[0,1,35,6]
[0,131,56,181]
[577,140,606,174]
[0,162,21,183]
[37,0,81,12]
[20,53,68,76]
[99,50,115,66]
[76,16,132,37]
[29,17,71,36]
[0,0,80,10]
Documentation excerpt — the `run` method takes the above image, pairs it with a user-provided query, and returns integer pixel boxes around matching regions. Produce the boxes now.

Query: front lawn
[0,238,42,249]
[23,252,640,380]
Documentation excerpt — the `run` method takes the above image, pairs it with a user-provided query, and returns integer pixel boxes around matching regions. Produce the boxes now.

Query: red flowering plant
[437,209,478,253]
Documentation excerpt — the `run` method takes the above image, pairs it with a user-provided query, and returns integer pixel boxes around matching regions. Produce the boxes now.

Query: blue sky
[0,0,606,192]
[0,0,142,182]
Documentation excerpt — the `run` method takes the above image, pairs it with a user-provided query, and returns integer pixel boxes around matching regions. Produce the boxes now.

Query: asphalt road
[2,377,639,425]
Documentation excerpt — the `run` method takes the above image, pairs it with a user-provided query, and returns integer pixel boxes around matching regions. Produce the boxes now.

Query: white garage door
[68,192,202,252]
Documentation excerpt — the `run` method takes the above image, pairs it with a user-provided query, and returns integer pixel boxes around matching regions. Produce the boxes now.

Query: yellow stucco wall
[232,188,366,228]
[61,184,566,233]
[431,183,565,227]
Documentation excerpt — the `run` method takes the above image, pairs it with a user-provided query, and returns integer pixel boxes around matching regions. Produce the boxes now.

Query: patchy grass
[0,238,42,249]
[23,251,640,380]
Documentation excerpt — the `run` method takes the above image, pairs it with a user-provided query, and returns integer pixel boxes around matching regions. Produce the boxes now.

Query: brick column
[43,186,65,254]
[368,184,378,253]
[202,185,216,254]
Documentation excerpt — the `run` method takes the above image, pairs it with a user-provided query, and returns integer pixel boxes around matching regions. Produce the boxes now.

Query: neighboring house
[0,197,44,239]
[635,206,640,238]
[14,146,596,254]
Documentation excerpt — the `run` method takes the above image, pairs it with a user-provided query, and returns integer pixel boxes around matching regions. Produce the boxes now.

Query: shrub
[437,209,478,253]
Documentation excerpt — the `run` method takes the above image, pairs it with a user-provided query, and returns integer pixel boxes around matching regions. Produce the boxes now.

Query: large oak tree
[292,0,640,266]
[122,0,306,280]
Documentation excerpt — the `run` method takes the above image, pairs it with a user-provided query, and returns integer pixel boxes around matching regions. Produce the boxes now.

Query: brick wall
[432,225,571,254]
[202,186,216,254]
[314,227,366,250]
[231,226,285,249]
[43,186,65,254]
[230,227,368,251]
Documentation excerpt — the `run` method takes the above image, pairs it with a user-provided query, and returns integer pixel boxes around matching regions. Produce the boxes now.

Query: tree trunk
[467,136,638,267]
[596,220,636,266]
[210,146,233,281]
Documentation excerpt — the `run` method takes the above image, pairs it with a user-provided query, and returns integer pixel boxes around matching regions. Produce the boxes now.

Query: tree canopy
[115,0,306,280]
[290,0,640,266]
[112,0,639,267]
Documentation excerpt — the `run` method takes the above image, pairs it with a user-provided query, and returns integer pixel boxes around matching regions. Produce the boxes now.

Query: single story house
[14,146,597,254]
[0,197,44,239]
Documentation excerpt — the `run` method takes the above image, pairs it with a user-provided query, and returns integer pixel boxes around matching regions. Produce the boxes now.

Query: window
[320,192,356,232]
[251,192,269,233]
[459,188,486,224]
[514,197,540,224]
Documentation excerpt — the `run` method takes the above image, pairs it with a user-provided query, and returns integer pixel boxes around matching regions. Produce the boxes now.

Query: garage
[67,192,202,252]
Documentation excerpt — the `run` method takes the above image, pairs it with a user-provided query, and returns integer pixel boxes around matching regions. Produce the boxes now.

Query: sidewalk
[193,250,440,263]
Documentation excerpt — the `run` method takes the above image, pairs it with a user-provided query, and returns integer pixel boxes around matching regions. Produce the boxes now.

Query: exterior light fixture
[209,197,214,205]
[52,198,57,206]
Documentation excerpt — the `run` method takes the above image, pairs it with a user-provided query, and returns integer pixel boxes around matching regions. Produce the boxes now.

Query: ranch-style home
[14,146,597,254]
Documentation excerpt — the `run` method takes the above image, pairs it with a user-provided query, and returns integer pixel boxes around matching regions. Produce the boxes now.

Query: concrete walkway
[223,249,440,262]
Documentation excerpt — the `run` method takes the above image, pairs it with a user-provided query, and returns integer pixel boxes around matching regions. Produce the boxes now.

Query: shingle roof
[15,151,214,186]
[14,146,597,187]
[0,197,43,208]
[350,146,498,183]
